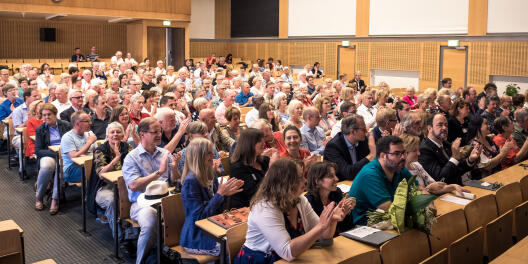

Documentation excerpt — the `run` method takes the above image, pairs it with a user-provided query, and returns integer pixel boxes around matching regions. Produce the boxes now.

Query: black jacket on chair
[417,137,474,185]
[35,119,71,161]
[323,132,370,181]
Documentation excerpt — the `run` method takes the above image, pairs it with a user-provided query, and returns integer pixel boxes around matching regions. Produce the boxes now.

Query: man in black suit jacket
[349,71,366,92]
[418,113,481,185]
[324,115,374,181]
[60,90,92,123]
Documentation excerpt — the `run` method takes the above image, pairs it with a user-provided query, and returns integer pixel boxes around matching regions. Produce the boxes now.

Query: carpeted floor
[0,155,135,264]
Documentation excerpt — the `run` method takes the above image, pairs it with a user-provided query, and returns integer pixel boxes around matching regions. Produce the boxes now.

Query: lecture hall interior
[1,0,528,263]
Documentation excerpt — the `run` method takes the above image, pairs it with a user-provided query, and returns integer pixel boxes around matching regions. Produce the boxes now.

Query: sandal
[35,203,44,211]
[49,208,58,215]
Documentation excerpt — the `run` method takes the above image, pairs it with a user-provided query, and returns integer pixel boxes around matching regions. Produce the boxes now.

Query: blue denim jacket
[180,172,224,250]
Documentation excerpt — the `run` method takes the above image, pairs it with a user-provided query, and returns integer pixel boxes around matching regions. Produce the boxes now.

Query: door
[337,46,356,80]
[147,27,167,64]
[439,46,468,90]
[166,27,185,69]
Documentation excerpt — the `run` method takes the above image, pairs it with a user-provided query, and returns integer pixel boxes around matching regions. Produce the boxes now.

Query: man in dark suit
[60,90,92,123]
[323,115,374,181]
[349,71,366,92]
[418,113,481,185]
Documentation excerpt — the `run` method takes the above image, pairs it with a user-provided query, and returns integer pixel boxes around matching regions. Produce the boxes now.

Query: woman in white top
[234,158,354,264]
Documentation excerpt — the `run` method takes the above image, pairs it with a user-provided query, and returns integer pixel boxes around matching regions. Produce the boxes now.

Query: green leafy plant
[367,175,438,234]
[505,83,520,96]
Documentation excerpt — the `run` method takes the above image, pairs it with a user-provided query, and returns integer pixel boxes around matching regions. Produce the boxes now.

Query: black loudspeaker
[40,28,56,42]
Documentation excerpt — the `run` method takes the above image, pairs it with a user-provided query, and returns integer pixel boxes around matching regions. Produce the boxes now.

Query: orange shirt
[493,134,519,169]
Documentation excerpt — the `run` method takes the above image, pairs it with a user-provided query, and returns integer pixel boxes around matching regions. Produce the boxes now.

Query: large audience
[1,48,528,263]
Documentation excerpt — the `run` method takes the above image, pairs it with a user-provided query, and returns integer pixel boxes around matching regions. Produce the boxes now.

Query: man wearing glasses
[60,110,98,183]
[324,115,374,181]
[122,117,180,264]
[348,136,411,225]
[60,90,92,123]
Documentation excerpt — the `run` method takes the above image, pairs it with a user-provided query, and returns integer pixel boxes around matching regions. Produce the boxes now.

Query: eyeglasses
[79,120,91,123]
[146,130,162,134]
[71,96,84,100]
[386,151,407,157]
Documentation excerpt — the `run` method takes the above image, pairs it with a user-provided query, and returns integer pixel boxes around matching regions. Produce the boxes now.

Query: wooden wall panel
[468,0,488,36]
[190,40,528,92]
[1,0,190,21]
[215,0,231,39]
[0,19,126,59]
[278,0,289,38]
[147,27,166,63]
[371,42,420,71]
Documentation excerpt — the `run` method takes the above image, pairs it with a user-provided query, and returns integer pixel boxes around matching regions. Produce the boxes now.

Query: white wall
[190,0,215,39]
[370,69,420,90]
[490,76,528,96]
[288,0,356,36]
[488,0,528,33]
[370,0,468,35]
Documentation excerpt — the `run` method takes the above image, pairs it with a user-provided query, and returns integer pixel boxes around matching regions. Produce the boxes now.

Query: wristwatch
[154,170,161,177]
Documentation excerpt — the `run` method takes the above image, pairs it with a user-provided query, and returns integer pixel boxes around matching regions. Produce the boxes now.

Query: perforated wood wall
[191,40,528,92]
[0,19,126,59]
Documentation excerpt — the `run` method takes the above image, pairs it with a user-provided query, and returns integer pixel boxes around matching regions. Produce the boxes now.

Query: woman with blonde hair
[273,92,289,124]
[423,88,438,109]
[314,96,336,135]
[26,99,44,157]
[286,99,304,129]
[234,158,354,263]
[180,138,244,256]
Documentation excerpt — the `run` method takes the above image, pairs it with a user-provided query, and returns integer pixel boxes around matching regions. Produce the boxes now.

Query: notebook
[340,226,399,247]
[207,207,250,229]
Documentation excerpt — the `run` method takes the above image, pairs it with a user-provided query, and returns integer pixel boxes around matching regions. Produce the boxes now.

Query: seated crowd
[2,51,528,264]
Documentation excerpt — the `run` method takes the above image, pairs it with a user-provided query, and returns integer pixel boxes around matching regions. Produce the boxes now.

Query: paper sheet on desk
[337,184,351,193]
[440,195,471,205]
[342,226,380,238]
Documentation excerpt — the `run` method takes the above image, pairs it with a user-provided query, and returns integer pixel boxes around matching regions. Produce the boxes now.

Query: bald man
[300,107,330,155]
[199,108,234,152]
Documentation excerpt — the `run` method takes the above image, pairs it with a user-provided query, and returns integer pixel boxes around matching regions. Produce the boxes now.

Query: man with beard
[418,113,481,185]
[349,135,459,225]
[348,136,413,225]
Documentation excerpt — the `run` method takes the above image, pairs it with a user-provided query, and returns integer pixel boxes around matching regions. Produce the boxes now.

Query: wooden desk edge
[195,218,227,238]
[101,170,123,183]
[0,219,24,233]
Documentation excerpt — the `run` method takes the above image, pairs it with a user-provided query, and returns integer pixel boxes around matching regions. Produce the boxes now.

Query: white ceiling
[0,11,136,23]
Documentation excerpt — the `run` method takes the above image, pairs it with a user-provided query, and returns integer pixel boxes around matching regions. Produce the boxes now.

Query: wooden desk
[275,236,378,264]
[0,220,25,263]
[434,194,468,216]
[339,180,353,186]
[72,155,93,234]
[196,218,228,238]
[33,259,57,264]
[101,170,123,259]
[483,163,528,185]
[490,235,528,263]
[49,145,60,152]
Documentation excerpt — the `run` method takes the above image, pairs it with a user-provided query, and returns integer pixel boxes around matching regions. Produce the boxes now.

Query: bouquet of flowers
[366,175,438,234]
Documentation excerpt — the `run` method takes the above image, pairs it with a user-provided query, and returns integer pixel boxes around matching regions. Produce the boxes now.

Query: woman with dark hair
[229,128,277,209]
[259,103,282,132]
[225,54,233,64]
[110,105,140,146]
[311,62,323,78]
[234,158,354,263]
[280,125,319,170]
[39,63,54,87]
[314,96,336,135]
[447,99,470,145]
[466,116,512,178]
[305,161,355,234]
[493,116,528,169]
[184,59,195,72]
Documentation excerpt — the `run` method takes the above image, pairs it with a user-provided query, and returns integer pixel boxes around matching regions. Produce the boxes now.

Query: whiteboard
[190,0,215,39]
[370,69,420,89]
[288,0,356,36]
[490,76,528,96]
[488,0,528,33]
[369,0,468,35]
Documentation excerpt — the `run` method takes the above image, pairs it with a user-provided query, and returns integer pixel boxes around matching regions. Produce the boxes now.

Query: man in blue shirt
[349,136,412,225]
[235,82,253,107]
[300,107,328,154]
[0,84,24,121]
[12,87,41,173]
[122,117,179,264]
[60,110,98,183]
